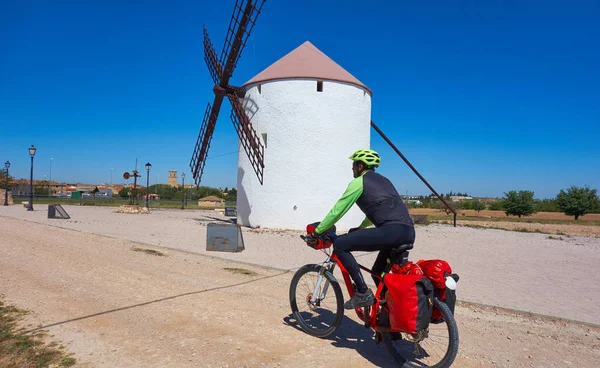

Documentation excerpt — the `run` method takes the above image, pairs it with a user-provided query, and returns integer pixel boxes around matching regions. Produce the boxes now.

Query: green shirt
[315,173,373,234]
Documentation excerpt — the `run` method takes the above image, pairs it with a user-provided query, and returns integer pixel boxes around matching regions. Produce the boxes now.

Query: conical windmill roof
[243,41,372,95]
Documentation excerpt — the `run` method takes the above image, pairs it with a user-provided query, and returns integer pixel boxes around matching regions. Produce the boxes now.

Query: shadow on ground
[24,271,289,334]
[195,215,237,224]
[283,314,395,367]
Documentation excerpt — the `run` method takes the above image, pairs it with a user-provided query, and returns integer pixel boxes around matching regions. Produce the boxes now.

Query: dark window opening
[258,84,262,94]
[317,80,323,92]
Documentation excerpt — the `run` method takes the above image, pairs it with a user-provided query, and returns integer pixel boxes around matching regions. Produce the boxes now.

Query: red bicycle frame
[330,253,388,329]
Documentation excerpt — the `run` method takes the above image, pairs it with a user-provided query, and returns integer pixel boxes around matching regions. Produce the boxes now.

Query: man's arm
[315,176,363,234]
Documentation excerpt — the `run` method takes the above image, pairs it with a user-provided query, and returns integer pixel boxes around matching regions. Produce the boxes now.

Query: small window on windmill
[317,80,323,92]
[262,133,267,148]
[258,84,262,94]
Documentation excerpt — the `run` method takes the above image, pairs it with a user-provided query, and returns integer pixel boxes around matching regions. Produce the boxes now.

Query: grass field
[410,208,600,226]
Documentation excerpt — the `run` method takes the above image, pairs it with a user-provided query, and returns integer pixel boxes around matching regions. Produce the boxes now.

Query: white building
[236,41,372,230]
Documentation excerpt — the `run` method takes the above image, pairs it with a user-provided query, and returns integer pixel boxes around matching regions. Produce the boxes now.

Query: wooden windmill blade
[190,103,216,186]
[190,0,267,186]
[219,0,266,80]
[227,94,265,184]
[203,26,223,84]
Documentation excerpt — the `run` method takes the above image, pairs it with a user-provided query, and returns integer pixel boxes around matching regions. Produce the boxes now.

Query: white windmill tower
[236,41,372,230]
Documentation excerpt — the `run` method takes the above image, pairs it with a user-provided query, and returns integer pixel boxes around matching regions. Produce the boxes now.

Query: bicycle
[289,225,459,367]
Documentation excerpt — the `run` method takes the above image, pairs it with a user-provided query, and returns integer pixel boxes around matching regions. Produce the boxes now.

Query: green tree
[536,199,558,212]
[118,187,130,199]
[225,187,237,202]
[488,200,504,211]
[0,173,13,190]
[461,200,473,210]
[148,184,178,200]
[471,199,486,214]
[555,186,600,220]
[34,185,49,196]
[502,190,537,218]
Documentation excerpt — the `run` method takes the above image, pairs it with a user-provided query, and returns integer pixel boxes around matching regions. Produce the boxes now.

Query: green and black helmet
[349,148,381,168]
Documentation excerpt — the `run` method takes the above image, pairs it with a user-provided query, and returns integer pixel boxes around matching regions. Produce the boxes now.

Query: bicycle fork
[310,261,336,306]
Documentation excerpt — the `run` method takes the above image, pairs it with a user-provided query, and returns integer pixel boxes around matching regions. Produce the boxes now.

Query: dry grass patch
[0,298,77,367]
[132,247,165,257]
[223,267,258,276]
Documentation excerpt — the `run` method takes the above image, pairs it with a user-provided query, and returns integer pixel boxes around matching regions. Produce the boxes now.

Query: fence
[10,194,236,210]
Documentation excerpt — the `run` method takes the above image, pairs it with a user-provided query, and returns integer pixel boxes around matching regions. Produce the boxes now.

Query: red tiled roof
[243,41,371,95]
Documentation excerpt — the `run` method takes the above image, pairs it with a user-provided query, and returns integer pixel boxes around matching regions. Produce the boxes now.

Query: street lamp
[3,161,10,206]
[145,162,151,208]
[181,172,185,210]
[28,145,36,211]
[49,157,53,198]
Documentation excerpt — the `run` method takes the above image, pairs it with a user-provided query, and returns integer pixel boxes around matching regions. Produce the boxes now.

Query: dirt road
[2,205,600,326]
[1,217,599,367]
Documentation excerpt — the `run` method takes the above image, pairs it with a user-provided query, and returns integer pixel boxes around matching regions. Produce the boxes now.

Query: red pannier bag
[416,260,455,322]
[383,273,433,334]
[391,261,424,276]
[416,260,452,289]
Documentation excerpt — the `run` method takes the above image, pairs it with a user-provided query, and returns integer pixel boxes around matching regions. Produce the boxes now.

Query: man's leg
[333,227,387,293]
[333,227,403,309]
[371,249,392,287]
[371,224,416,285]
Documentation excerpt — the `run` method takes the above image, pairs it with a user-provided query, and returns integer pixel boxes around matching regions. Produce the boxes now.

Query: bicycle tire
[289,264,344,338]
[382,297,459,368]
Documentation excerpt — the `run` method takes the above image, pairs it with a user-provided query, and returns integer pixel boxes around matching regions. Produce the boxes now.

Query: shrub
[556,185,600,220]
[502,190,537,218]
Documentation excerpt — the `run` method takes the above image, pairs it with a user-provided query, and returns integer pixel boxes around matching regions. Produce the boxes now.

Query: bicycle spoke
[291,265,342,337]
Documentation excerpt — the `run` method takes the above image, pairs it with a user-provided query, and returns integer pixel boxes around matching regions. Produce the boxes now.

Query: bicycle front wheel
[289,264,344,338]
[382,297,459,367]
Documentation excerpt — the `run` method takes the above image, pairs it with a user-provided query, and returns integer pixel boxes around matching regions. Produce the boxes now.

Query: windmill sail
[220,0,266,79]
[190,103,216,186]
[203,26,223,84]
[228,94,265,184]
[190,0,267,186]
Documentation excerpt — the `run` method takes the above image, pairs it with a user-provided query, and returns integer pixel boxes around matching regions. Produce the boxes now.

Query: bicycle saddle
[388,243,413,265]
[392,243,413,254]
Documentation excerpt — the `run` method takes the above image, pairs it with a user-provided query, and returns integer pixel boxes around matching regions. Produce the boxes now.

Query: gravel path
[2,205,599,326]
[1,215,599,367]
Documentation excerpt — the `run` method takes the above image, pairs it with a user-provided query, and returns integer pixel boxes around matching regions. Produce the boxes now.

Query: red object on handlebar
[304,224,333,250]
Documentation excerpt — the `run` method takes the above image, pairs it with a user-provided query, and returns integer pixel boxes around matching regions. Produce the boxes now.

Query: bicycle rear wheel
[289,264,344,338]
[382,297,459,367]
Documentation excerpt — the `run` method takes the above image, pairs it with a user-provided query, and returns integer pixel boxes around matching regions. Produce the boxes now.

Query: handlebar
[300,231,338,250]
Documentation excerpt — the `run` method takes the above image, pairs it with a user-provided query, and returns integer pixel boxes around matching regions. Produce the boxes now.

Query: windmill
[190,0,267,187]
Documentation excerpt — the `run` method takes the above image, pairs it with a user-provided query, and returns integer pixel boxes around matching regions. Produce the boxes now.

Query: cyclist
[310,149,415,309]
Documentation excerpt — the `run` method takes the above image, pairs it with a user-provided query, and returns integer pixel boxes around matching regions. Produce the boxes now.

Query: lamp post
[49,157,53,198]
[3,161,10,206]
[28,145,36,211]
[181,172,185,210]
[145,162,151,208]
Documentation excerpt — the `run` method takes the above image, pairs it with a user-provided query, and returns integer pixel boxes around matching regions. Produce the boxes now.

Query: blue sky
[1,0,598,199]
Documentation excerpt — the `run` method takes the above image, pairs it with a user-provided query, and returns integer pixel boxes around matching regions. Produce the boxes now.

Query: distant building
[168,170,178,187]
[450,196,473,202]
[8,179,62,197]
